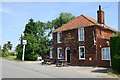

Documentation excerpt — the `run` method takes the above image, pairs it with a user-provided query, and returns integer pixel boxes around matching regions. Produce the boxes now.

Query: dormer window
[57,32,62,43]
[78,27,84,41]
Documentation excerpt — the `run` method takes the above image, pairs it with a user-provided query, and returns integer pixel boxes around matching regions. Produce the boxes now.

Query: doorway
[65,47,70,63]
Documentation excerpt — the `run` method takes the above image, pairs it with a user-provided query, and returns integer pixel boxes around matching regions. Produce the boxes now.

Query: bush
[110,34,120,73]
[25,53,37,61]
[111,55,120,72]
[2,51,9,57]
[0,50,2,57]
[9,52,16,56]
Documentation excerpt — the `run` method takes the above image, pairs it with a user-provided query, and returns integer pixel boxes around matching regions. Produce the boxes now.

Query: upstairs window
[78,28,84,41]
[102,47,110,60]
[57,32,62,43]
[57,47,62,59]
[79,46,85,60]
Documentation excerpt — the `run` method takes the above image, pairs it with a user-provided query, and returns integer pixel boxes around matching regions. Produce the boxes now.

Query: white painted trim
[57,32,62,43]
[101,47,110,61]
[79,46,85,60]
[57,47,62,59]
[49,48,53,59]
[78,27,85,41]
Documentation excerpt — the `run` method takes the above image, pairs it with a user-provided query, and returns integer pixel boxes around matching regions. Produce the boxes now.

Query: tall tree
[16,19,51,60]
[51,12,76,29]
[2,44,9,57]
[7,41,12,50]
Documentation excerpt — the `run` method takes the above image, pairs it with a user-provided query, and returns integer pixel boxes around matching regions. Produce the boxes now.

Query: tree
[16,19,51,60]
[0,45,1,50]
[16,44,23,59]
[51,12,76,29]
[7,41,12,50]
[2,44,9,57]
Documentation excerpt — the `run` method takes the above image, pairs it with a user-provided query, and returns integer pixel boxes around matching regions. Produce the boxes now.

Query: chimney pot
[97,5,105,24]
[99,5,101,10]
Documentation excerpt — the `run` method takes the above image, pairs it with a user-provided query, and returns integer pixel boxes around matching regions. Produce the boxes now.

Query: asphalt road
[1,59,118,78]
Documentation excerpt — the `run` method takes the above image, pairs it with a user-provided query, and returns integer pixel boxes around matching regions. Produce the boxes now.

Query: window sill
[79,58,85,60]
[102,59,110,61]
[78,40,85,41]
[57,42,62,43]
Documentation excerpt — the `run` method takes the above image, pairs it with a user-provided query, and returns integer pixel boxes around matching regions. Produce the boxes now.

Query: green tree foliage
[110,33,120,73]
[2,44,9,57]
[16,19,50,60]
[7,41,12,50]
[51,12,76,29]
[16,44,22,59]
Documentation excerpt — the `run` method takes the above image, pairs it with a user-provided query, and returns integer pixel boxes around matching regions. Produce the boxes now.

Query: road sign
[22,40,27,45]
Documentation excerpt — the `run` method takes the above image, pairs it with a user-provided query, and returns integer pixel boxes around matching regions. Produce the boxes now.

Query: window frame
[79,46,85,60]
[101,47,110,60]
[50,48,53,59]
[57,47,62,59]
[78,27,85,41]
[57,32,62,43]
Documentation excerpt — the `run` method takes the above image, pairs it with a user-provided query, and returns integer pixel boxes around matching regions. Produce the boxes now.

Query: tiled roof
[52,15,116,33]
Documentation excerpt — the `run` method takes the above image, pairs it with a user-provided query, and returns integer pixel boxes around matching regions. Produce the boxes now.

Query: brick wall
[53,25,114,67]
[95,26,114,67]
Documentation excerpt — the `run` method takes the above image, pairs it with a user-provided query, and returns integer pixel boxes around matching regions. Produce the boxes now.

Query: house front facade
[52,5,116,67]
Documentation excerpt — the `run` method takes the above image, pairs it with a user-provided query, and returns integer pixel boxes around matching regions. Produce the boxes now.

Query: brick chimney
[97,5,105,24]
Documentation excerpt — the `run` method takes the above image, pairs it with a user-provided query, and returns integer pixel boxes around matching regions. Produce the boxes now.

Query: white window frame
[79,46,85,60]
[101,47,110,60]
[57,47,62,59]
[78,27,85,41]
[57,32,62,43]
[50,48,53,59]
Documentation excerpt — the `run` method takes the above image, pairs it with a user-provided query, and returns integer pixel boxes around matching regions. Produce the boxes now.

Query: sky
[1,2,118,50]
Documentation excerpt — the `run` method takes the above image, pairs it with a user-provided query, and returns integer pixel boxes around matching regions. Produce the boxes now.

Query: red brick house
[51,5,116,67]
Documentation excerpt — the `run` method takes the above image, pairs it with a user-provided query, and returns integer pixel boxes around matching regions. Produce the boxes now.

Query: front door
[65,47,70,63]
[67,49,70,63]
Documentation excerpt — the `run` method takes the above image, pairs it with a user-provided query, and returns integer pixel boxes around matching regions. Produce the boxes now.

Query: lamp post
[22,40,27,61]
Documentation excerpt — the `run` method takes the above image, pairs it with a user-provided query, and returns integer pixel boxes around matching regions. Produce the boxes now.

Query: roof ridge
[81,15,96,24]
[58,15,80,28]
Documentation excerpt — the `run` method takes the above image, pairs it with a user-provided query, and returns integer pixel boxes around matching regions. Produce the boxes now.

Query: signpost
[22,40,27,61]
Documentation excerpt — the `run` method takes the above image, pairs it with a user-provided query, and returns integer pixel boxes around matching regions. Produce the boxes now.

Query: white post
[22,40,27,61]
[22,44,25,61]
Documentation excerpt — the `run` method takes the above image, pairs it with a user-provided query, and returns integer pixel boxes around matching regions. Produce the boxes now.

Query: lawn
[107,68,120,77]
[3,56,22,62]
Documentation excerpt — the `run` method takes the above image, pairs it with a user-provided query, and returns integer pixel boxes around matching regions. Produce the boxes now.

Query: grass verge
[3,56,22,62]
[0,50,2,57]
[107,68,120,77]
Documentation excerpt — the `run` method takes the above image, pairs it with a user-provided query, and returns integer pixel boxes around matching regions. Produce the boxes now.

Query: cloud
[0,8,15,15]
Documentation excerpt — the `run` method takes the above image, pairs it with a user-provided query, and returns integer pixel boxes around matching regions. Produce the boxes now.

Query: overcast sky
[1,2,118,50]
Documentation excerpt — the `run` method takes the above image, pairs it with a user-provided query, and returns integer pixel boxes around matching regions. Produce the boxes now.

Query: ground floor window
[79,46,85,60]
[101,47,110,60]
[50,48,53,59]
[57,47,62,59]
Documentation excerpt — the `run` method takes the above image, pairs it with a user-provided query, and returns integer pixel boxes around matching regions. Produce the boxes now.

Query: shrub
[2,51,9,57]
[110,34,120,73]
[25,53,37,61]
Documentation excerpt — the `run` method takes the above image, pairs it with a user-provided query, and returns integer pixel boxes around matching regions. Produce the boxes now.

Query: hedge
[110,35,120,73]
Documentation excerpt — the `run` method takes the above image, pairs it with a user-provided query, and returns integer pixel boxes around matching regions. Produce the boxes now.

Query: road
[1,59,118,78]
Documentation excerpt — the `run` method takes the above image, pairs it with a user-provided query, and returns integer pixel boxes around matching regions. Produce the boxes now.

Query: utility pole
[22,40,27,61]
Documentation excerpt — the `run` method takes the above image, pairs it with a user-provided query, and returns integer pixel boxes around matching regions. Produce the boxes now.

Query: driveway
[1,59,118,78]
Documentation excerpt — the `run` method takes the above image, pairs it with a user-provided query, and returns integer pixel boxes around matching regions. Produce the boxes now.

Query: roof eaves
[82,15,96,24]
